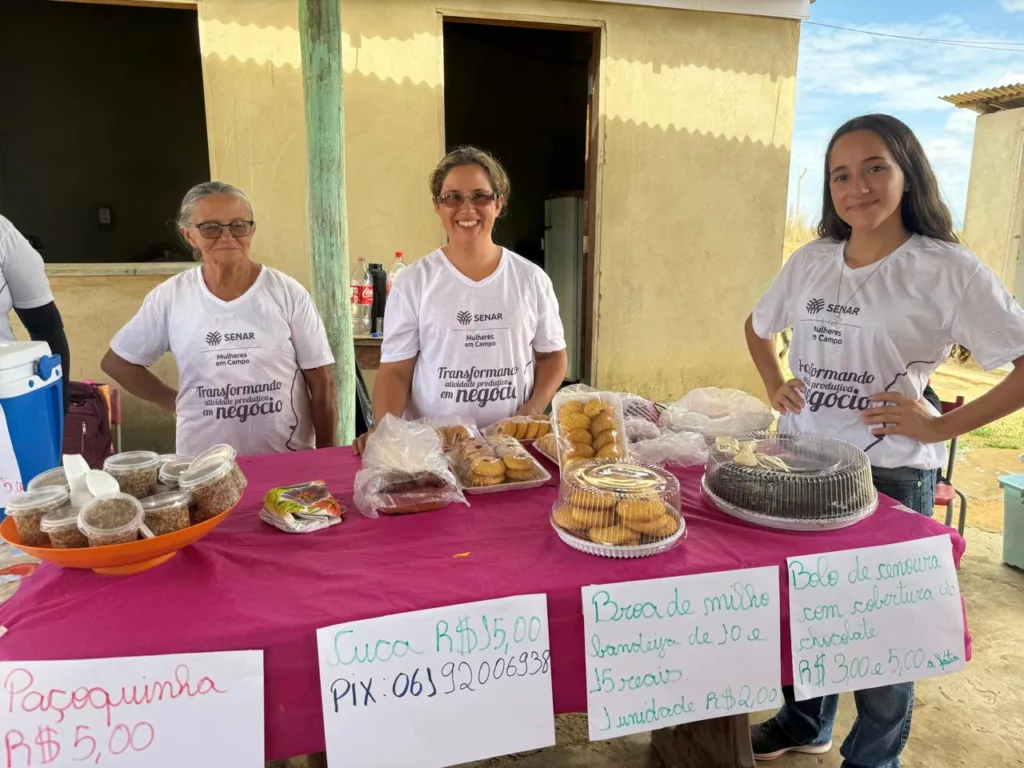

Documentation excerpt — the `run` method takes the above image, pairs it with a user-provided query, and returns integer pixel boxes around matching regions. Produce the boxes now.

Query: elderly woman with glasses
[354,146,567,453]
[102,181,337,458]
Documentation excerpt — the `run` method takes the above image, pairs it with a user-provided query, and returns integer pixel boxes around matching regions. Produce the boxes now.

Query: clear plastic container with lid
[77,493,144,547]
[140,491,192,536]
[26,466,68,492]
[702,431,877,531]
[103,451,160,499]
[191,444,248,490]
[179,455,244,523]
[6,487,71,546]
[551,386,630,468]
[550,459,684,558]
[159,456,192,490]
[40,505,89,549]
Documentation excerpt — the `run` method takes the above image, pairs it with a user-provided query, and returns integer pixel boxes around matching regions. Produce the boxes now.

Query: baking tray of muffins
[550,459,684,558]
[448,435,553,494]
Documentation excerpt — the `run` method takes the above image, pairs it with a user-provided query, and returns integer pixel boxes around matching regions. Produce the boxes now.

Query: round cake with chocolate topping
[702,431,877,530]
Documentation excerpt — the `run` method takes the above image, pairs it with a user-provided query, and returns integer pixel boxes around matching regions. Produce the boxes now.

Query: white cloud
[1001,0,1024,12]
[944,109,976,134]
[790,15,1024,221]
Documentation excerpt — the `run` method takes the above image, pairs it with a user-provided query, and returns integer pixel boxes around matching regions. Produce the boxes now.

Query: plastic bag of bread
[415,416,479,452]
[354,415,468,517]
[551,385,629,468]
[483,416,552,442]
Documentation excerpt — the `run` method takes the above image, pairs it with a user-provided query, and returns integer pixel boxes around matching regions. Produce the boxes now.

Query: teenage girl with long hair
[745,114,1024,766]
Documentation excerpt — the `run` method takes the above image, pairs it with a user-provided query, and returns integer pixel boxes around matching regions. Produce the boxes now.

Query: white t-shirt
[111,266,334,458]
[0,215,55,342]
[753,235,1024,470]
[381,248,566,427]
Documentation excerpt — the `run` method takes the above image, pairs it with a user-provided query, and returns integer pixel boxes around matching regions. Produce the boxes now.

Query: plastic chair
[935,396,968,535]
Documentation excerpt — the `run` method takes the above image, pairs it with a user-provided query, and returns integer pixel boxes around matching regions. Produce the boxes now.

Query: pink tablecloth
[0,448,969,761]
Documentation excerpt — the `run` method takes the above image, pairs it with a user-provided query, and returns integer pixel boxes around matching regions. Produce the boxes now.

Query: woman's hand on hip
[770,378,806,415]
[862,393,945,443]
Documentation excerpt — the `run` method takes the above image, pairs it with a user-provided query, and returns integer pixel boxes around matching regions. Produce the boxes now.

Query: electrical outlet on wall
[97,204,114,230]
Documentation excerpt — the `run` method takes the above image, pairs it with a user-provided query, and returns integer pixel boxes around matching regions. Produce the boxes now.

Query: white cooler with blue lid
[0,341,64,519]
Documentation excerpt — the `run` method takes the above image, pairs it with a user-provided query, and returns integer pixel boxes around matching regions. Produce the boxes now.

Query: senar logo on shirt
[206,332,223,346]
[806,298,825,315]
[206,331,255,346]
[455,310,504,326]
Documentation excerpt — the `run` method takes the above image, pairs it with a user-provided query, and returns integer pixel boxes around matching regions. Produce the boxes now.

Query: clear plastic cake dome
[701,431,877,531]
[551,459,685,558]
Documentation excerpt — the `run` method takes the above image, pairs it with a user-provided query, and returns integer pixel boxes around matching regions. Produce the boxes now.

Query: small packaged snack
[159,457,191,490]
[485,416,552,442]
[26,466,69,492]
[551,385,630,468]
[78,494,144,547]
[103,451,161,499]
[261,481,344,533]
[179,455,246,523]
[354,414,467,517]
[140,491,193,536]
[535,432,560,467]
[414,416,479,452]
[449,434,551,493]
[191,444,248,489]
[6,487,71,546]
[40,506,90,549]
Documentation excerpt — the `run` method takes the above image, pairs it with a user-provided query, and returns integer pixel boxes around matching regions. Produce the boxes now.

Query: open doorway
[442,19,597,384]
[0,0,210,264]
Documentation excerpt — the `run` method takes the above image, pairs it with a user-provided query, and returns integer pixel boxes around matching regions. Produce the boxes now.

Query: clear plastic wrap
[630,430,709,468]
[624,418,661,443]
[483,416,553,442]
[448,434,551,493]
[354,415,467,517]
[550,460,684,558]
[415,416,480,452]
[551,385,629,467]
[535,432,560,467]
[662,387,773,440]
[702,431,877,530]
[619,394,663,425]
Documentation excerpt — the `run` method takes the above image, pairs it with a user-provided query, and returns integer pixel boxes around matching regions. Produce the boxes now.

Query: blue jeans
[775,467,937,768]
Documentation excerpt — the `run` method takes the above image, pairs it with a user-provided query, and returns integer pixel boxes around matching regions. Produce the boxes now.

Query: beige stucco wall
[962,109,1024,297]
[44,0,798,449]
[198,0,798,400]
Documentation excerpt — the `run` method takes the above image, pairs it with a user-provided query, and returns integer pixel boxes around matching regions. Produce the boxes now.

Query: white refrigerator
[543,196,584,382]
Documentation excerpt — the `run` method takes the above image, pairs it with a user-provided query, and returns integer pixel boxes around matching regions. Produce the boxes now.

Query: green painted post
[299,0,355,445]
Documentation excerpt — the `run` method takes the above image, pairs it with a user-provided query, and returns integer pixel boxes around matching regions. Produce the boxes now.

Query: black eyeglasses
[434,191,498,208]
[194,220,255,239]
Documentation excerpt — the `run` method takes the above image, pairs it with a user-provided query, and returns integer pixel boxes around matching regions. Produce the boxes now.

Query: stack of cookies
[492,417,552,441]
[450,435,546,489]
[551,460,683,549]
[553,395,628,466]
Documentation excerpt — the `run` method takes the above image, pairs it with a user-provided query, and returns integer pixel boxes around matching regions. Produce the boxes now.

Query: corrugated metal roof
[940,83,1024,114]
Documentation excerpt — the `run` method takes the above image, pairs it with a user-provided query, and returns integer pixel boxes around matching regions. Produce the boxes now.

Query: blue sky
[790,0,1024,229]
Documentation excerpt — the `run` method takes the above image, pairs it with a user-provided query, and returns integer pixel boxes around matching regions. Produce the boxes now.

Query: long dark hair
[817,114,968,362]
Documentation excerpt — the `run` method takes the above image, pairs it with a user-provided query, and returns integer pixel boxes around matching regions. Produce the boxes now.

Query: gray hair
[176,181,254,230]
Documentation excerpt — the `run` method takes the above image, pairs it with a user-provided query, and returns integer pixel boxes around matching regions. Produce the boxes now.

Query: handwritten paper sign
[581,567,781,741]
[317,594,555,768]
[0,651,264,767]
[787,535,966,700]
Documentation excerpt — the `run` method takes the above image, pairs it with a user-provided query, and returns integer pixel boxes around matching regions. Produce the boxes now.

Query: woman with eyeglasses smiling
[354,146,567,453]
[101,181,338,458]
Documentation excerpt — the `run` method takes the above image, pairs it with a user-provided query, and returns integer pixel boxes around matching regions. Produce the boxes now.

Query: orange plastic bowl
[0,507,234,576]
